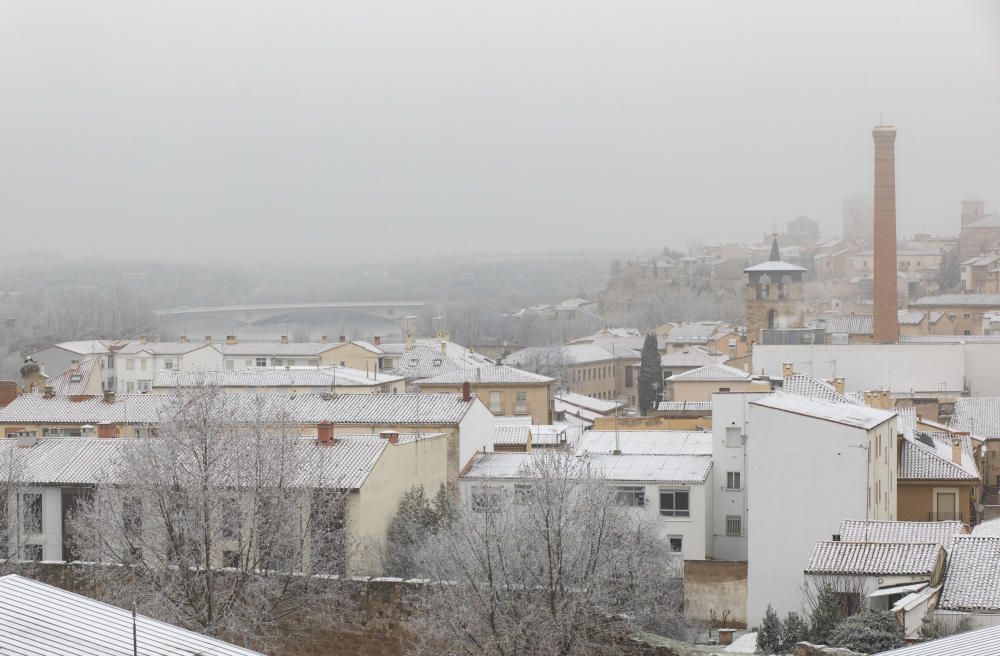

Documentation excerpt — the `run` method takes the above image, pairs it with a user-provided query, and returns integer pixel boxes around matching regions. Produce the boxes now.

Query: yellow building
[897,431,981,524]
[665,364,770,403]
[415,364,554,425]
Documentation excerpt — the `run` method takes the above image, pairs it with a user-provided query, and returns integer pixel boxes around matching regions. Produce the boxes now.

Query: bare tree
[408,454,682,656]
[69,384,352,652]
[0,442,42,574]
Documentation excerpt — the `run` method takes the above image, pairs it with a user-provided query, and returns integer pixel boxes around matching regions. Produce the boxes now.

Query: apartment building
[415,364,554,424]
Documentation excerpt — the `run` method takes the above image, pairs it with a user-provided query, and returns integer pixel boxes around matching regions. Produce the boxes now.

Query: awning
[867,582,928,598]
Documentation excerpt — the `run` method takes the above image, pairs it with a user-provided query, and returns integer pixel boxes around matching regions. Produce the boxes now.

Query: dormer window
[433,359,443,367]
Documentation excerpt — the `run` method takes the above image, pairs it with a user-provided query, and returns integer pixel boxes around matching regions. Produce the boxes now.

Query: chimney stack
[43,385,55,398]
[339,335,346,343]
[204,335,212,345]
[280,335,289,344]
[373,336,381,346]
[952,439,962,465]
[873,125,899,343]
[782,363,794,377]
[462,381,472,402]
[139,335,147,344]
[179,335,188,343]
[226,335,238,345]
[833,378,845,395]
[97,421,118,438]
[153,335,160,343]
[103,390,116,404]
[317,422,335,445]
[379,430,400,445]
[321,335,328,344]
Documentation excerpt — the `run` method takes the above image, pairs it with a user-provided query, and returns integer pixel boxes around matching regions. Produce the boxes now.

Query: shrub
[829,609,905,654]
[780,611,809,652]
[809,584,850,644]
[756,604,783,654]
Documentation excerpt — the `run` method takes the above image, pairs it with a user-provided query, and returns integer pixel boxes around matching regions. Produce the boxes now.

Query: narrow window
[726,515,742,536]
[726,471,741,490]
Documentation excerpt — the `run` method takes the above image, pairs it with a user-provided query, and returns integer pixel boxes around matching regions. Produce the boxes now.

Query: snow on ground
[724,631,758,654]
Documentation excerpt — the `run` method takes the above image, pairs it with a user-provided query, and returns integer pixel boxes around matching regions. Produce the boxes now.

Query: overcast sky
[2,1,998,261]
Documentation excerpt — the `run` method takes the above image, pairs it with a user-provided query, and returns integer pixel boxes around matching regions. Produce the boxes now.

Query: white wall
[752,344,966,393]
[710,392,770,561]
[458,477,710,561]
[745,403,872,625]
[7,486,65,561]
[458,400,496,472]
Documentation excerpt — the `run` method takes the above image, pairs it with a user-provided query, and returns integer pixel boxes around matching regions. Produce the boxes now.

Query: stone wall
[684,560,748,628]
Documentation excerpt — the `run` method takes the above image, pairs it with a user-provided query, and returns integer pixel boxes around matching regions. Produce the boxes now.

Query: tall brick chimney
[873,125,899,343]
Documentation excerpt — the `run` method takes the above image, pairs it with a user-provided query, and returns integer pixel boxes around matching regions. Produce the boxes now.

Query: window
[126,381,135,393]
[69,374,83,383]
[140,359,147,371]
[255,358,267,367]
[22,544,42,561]
[615,486,645,507]
[21,493,42,534]
[625,367,634,387]
[433,358,442,367]
[225,360,234,371]
[471,486,503,513]
[245,360,253,367]
[725,426,742,448]
[719,387,730,393]
[381,357,394,370]
[126,359,135,370]
[489,391,503,414]
[668,536,683,553]
[514,391,528,414]
[726,471,741,490]
[726,515,742,536]
[288,359,297,367]
[513,483,533,505]
[659,489,689,517]
[137,380,150,393]
[222,550,241,569]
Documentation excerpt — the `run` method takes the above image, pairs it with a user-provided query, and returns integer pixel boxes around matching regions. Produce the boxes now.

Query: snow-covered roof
[574,430,712,456]
[782,374,858,405]
[154,367,403,389]
[660,347,727,368]
[0,433,418,490]
[662,322,729,344]
[554,391,622,414]
[972,518,1000,536]
[0,574,264,656]
[666,364,750,382]
[743,260,807,273]
[47,357,101,396]
[462,452,712,483]
[416,364,553,386]
[378,341,493,379]
[839,520,966,552]
[899,432,979,481]
[217,341,337,357]
[656,401,713,413]
[752,393,895,430]
[0,392,476,426]
[584,454,712,483]
[814,313,873,335]
[896,310,926,326]
[45,340,118,356]
[153,366,403,390]
[952,397,1000,439]
[939,536,1000,611]
[804,541,942,576]
[116,341,218,356]
[911,293,1000,307]
[871,622,1000,656]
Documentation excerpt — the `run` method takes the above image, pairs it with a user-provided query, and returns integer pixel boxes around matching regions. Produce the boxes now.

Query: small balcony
[928,511,963,522]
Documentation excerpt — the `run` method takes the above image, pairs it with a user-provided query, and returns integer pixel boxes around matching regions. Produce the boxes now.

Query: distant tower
[872,126,899,344]
[744,236,807,346]
[843,195,874,245]
[961,199,985,227]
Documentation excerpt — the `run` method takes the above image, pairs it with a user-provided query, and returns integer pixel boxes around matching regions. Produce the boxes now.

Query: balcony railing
[928,512,963,522]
